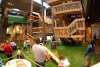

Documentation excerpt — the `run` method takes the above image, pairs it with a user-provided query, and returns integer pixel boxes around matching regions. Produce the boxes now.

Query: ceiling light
[0,0,2,4]
[34,0,50,8]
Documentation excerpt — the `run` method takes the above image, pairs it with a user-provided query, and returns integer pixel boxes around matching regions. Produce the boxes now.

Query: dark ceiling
[81,0,100,22]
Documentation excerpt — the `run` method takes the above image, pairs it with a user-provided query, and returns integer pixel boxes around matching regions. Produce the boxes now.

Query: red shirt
[3,43,13,55]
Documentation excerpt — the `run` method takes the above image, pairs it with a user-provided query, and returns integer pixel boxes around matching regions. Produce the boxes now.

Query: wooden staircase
[54,18,85,41]
[67,18,85,40]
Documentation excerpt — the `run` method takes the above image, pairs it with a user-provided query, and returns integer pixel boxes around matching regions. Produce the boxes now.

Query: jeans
[36,61,45,67]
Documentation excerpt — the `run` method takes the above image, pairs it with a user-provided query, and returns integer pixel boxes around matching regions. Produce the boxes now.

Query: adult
[32,38,48,67]
[84,40,95,67]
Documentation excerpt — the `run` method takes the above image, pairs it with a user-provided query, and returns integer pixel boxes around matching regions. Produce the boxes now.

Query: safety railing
[47,0,59,4]
[67,18,85,36]
[52,1,82,14]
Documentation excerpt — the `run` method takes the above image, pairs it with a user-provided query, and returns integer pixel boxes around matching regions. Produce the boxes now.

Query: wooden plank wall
[95,39,100,62]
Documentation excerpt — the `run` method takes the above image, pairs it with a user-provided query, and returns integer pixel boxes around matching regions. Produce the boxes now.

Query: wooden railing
[32,18,85,41]
[67,18,85,36]
[54,27,68,38]
[52,1,82,14]
[53,18,85,40]
[32,27,50,34]
[47,0,59,4]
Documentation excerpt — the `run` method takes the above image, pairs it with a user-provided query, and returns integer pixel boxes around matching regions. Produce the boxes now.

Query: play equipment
[43,46,60,64]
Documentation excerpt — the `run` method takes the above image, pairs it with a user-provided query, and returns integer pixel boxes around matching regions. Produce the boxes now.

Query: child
[58,56,70,67]
[84,40,95,67]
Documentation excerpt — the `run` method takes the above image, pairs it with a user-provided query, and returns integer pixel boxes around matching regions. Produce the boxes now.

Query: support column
[0,0,9,42]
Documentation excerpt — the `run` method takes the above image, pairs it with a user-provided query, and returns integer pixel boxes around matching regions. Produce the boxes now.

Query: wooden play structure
[31,1,85,42]
[51,1,85,42]
[54,18,85,40]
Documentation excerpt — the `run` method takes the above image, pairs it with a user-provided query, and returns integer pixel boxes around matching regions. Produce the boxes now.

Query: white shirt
[58,58,70,67]
[47,36,52,41]
[32,44,46,62]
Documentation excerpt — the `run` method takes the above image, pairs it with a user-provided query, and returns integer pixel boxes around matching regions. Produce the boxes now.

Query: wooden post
[41,0,46,40]
[0,0,8,42]
[28,0,33,35]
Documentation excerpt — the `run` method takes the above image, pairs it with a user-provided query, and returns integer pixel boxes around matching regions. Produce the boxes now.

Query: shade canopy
[0,14,28,24]
[8,15,28,24]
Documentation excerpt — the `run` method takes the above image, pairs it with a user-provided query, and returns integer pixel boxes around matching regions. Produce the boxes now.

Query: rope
[2,51,43,67]
[2,53,17,61]
[22,52,43,67]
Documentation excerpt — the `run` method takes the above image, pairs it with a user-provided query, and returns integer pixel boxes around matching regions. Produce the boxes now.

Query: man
[32,38,48,67]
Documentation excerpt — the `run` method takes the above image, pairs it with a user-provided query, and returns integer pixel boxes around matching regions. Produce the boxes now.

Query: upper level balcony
[47,0,59,4]
[52,1,82,15]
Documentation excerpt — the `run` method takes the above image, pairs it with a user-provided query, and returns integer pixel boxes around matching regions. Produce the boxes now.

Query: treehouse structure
[47,0,85,42]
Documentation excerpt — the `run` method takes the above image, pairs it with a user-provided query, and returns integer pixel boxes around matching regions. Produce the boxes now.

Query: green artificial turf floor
[0,43,97,67]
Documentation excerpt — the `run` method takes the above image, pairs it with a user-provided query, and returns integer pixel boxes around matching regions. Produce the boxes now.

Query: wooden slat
[8,0,31,11]
[7,0,41,13]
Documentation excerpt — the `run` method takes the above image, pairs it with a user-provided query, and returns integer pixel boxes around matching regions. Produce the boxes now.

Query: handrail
[52,1,82,14]
[67,18,85,35]
[47,0,58,3]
